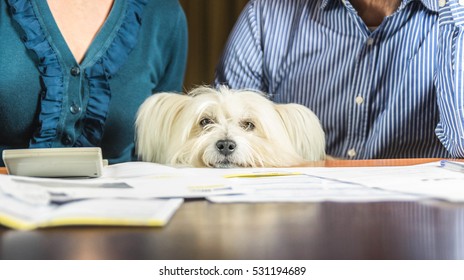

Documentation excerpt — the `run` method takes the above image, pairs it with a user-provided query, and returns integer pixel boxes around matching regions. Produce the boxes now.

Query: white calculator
[2,147,104,178]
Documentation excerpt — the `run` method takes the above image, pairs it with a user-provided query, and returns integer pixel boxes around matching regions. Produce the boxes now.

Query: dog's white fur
[135,86,325,167]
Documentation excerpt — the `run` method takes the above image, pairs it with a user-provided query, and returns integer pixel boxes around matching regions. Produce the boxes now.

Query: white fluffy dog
[135,86,326,168]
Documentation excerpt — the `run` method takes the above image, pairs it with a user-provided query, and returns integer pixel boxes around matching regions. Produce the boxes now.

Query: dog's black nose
[216,140,236,156]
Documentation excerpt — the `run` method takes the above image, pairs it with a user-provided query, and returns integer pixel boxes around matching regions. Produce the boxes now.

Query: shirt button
[355,96,364,105]
[366,38,374,46]
[62,134,73,146]
[439,0,446,7]
[70,66,80,76]
[460,0,464,6]
[347,149,356,158]
[70,103,81,114]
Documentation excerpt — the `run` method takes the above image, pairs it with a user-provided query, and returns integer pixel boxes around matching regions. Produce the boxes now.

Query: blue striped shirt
[436,0,464,158]
[215,0,464,159]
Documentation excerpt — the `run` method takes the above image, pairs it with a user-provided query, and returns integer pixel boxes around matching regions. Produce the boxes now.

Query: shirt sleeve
[214,0,266,91]
[435,0,464,157]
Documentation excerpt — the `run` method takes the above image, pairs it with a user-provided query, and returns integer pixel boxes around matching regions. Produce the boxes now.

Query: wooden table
[1,158,463,260]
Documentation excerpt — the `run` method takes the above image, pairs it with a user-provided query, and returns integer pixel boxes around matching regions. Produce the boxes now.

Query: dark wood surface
[1,159,464,260]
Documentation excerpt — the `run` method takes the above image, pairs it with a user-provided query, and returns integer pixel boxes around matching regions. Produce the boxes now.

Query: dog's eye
[241,121,255,131]
[199,118,214,127]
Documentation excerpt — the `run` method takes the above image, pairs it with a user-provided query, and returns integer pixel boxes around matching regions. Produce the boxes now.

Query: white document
[0,189,183,230]
[205,161,464,203]
[299,162,464,202]
[0,162,246,204]
[0,162,194,230]
[189,168,422,203]
[101,161,181,178]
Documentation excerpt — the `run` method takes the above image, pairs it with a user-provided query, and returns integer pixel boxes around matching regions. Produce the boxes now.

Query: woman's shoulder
[140,0,186,30]
[143,0,185,19]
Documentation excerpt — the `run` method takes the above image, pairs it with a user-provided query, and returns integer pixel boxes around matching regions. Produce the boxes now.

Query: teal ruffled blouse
[0,0,188,166]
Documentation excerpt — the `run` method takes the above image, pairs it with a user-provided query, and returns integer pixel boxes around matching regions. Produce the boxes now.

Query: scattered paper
[199,168,422,203]
[301,163,464,202]
[0,163,246,203]
[2,160,464,230]
[0,189,183,230]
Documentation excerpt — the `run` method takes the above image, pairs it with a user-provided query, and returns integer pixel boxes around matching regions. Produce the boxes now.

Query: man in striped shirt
[215,0,464,160]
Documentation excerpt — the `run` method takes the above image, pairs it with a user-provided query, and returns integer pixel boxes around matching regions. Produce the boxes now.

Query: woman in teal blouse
[0,0,188,166]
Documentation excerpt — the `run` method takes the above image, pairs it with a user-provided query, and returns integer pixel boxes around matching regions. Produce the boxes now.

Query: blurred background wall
[179,0,248,91]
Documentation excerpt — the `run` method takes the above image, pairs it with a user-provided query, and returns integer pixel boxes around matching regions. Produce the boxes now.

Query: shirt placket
[56,64,84,147]
[345,34,379,159]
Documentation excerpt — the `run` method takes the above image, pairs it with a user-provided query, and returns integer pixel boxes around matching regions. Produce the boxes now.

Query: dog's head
[135,86,325,167]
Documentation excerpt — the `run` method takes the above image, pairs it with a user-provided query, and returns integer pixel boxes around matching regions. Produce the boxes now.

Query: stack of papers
[1,160,464,230]
[201,162,464,203]
[201,169,421,203]
[0,193,183,230]
[301,162,464,202]
[0,162,245,230]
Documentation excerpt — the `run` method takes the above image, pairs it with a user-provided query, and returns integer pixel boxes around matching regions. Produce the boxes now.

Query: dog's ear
[135,93,190,163]
[274,104,326,161]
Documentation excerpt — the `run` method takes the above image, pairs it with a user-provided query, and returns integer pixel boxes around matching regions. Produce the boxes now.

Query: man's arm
[435,0,464,157]
[214,0,266,91]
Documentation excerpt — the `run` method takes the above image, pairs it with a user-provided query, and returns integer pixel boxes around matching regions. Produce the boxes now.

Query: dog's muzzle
[216,139,236,156]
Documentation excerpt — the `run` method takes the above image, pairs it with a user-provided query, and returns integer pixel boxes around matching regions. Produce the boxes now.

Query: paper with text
[205,162,464,203]
[0,162,247,204]
[0,189,183,230]
[198,168,422,203]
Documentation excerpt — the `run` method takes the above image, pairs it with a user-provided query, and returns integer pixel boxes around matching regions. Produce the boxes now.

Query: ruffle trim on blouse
[8,0,65,148]
[8,0,147,148]
[76,0,148,147]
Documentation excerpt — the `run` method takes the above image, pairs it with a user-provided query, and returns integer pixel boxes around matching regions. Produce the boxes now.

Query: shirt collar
[417,0,438,12]
[320,0,438,13]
